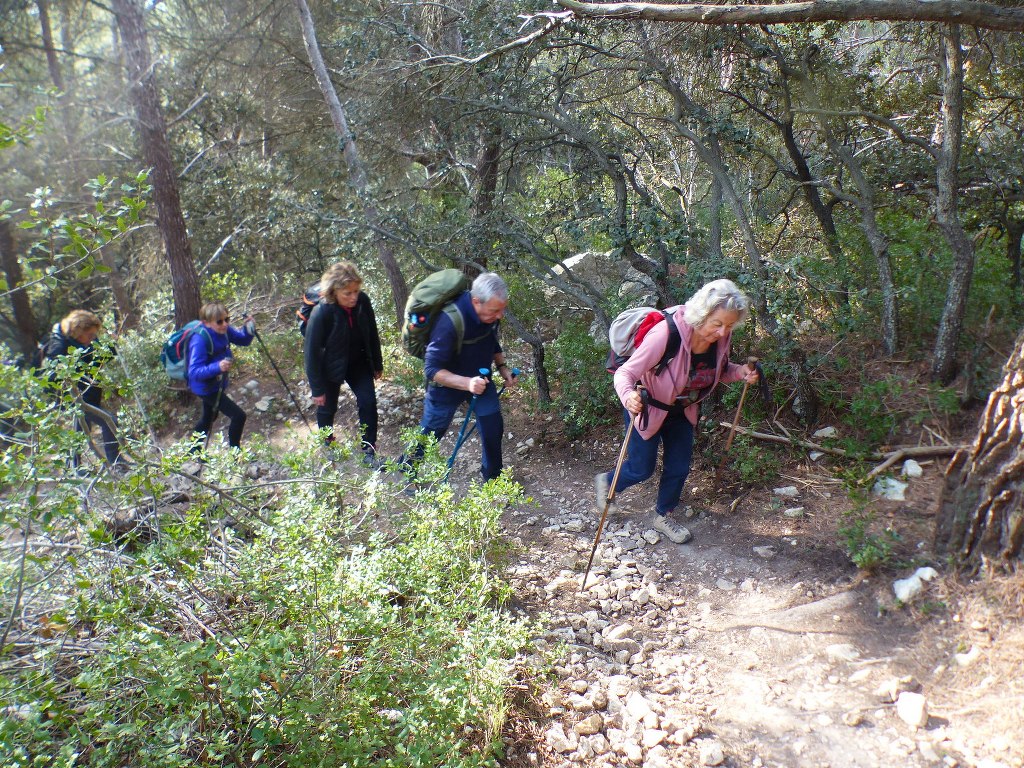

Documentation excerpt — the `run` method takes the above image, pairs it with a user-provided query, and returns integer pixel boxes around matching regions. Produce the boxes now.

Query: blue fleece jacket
[186,324,254,396]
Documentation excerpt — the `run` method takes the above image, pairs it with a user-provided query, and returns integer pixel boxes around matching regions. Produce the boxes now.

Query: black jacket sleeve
[303,303,331,397]
[361,293,384,374]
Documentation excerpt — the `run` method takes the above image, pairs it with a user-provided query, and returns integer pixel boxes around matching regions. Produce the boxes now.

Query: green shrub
[838,507,900,571]
[548,319,616,438]
[0,394,537,768]
[726,434,781,486]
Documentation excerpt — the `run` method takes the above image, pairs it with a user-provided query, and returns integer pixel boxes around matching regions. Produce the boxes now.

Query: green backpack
[402,269,471,359]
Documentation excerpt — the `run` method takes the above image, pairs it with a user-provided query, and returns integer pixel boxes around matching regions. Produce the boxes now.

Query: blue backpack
[160,320,213,381]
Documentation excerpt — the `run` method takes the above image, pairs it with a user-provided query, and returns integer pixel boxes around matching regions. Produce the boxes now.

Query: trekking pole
[716,356,758,481]
[446,367,490,474]
[251,327,314,434]
[581,404,641,593]
[454,366,522,448]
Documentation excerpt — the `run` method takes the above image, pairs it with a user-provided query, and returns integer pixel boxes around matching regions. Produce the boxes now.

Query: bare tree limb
[554,0,1024,33]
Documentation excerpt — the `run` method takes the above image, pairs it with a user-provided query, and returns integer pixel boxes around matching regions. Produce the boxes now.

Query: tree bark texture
[935,327,1024,566]
[931,27,974,384]
[0,221,40,361]
[294,0,408,328]
[555,0,1024,32]
[111,0,200,327]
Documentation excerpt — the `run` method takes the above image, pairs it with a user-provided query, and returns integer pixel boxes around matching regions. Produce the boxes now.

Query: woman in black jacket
[303,262,384,460]
[42,309,122,468]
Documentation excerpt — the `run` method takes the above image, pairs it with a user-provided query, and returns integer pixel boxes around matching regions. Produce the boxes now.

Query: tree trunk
[111,0,200,327]
[294,0,408,327]
[707,178,723,262]
[0,221,40,361]
[36,0,64,92]
[1003,215,1024,291]
[502,310,551,405]
[935,326,1024,566]
[931,26,974,385]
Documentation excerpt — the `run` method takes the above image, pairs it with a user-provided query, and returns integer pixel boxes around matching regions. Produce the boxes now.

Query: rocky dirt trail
[485,440,1004,768]
[225,377,1017,768]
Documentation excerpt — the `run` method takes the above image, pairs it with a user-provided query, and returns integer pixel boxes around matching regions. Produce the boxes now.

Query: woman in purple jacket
[594,279,760,544]
[187,302,254,450]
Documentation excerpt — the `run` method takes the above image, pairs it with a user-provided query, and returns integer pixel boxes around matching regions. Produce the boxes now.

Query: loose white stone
[896,691,928,728]
[566,693,593,712]
[642,728,668,747]
[544,723,577,753]
[872,477,908,501]
[575,712,604,736]
[893,567,938,602]
[642,529,661,545]
[783,506,805,518]
[699,740,726,765]
[753,545,776,559]
[825,643,861,663]
[716,578,737,591]
[902,459,924,478]
[813,426,837,438]
[643,745,671,768]
[954,645,981,667]
[773,486,799,497]
[623,741,644,764]
[625,691,655,721]
[809,450,825,461]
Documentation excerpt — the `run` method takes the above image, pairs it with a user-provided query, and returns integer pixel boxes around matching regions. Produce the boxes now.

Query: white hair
[683,279,751,327]
[471,272,509,303]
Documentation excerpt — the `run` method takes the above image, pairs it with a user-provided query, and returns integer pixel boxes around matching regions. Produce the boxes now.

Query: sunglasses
[214,317,230,324]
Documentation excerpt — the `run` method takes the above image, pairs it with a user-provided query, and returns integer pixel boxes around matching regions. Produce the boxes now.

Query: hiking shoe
[362,452,387,472]
[594,472,619,514]
[652,513,692,544]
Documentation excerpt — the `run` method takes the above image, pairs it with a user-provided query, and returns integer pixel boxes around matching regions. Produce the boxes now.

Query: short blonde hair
[198,302,229,323]
[60,309,101,337]
[320,262,362,305]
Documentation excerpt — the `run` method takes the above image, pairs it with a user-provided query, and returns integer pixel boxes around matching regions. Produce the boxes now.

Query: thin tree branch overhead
[554,0,1024,33]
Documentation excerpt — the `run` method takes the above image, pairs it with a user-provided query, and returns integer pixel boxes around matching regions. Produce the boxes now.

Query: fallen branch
[718,422,963,476]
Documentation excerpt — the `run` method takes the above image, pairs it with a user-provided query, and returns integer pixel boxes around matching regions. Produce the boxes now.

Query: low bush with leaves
[0,358,537,767]
[838,506,901,572]
[548,319,617,438]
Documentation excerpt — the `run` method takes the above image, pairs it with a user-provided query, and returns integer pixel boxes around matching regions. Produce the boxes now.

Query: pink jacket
[613,305,745,438]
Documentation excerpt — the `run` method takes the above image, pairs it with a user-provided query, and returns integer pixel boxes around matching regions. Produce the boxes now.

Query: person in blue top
[408,272,518,481]
[187,301,255,450]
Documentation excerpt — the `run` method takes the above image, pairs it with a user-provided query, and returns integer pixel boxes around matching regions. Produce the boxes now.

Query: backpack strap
[652,310,681,375]
[442,303,467,356]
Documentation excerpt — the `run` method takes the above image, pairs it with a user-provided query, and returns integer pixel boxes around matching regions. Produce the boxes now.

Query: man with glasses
[187,302,255,451]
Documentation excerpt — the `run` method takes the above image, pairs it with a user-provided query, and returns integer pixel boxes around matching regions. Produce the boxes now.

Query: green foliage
[0,392,537,767]
[547,319,616,438]
[838,506,901,572]
[818,374,960,456]
[725,434,781,486]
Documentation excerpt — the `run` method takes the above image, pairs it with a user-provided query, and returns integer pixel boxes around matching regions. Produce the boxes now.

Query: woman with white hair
[595,279,760,543]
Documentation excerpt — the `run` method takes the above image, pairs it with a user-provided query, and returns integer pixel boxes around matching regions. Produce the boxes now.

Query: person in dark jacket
[42,309,122,467]
[303,261,384,459]
[187,302,255,450]
[406,272,517,481]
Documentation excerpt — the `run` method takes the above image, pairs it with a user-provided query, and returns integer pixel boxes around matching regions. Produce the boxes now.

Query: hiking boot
[594,472,619,514]
[652,513,692,544]
[362,451,387,472]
